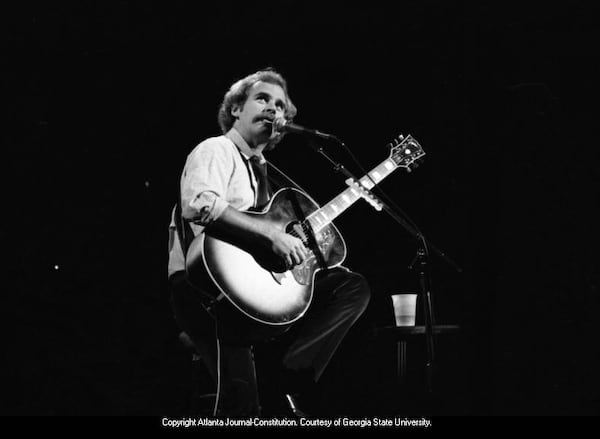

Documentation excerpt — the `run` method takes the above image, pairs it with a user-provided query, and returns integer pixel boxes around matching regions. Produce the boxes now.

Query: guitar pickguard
[286,226,337,285]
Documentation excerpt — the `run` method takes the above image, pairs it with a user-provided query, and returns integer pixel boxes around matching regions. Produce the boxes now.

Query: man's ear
[231,104,241,118]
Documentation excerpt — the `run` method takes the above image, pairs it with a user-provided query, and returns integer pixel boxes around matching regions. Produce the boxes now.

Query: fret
[384,160,395,171]
[309,184,363,232]
[368,159,397,184]
[359,177,375,190]
[308,186,355,232]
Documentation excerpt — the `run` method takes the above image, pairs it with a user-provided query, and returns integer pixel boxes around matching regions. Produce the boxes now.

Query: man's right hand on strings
[268,230,308,269]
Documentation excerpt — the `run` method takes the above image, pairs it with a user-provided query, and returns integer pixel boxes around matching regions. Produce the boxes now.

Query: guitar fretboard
[306,156,400,233]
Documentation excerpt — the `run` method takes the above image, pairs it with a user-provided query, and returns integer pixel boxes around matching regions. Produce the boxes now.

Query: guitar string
[286,221,327,264]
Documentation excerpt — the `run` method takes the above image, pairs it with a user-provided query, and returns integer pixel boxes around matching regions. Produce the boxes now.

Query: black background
[4,1,600,416]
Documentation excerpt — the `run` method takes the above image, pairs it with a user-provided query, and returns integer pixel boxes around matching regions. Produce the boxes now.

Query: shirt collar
[225,128,266,164]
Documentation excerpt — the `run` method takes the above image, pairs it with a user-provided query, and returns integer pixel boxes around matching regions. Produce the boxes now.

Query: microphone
[271,118,336,140]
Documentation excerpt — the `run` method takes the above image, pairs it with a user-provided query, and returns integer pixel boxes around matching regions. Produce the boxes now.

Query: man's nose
[264,101,276,113]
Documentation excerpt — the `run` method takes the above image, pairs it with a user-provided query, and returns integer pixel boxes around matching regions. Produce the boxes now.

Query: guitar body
[185,188,347,326]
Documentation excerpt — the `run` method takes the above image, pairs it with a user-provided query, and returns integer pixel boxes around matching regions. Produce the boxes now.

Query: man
[167,69,370,417]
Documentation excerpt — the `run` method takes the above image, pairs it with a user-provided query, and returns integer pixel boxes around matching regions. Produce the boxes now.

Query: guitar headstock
[388,135,426,172]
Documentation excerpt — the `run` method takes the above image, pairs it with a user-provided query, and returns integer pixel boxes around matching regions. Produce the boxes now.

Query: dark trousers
[169,267,370,416]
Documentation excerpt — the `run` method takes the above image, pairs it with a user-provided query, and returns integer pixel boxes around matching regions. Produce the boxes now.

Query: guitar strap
[174,200,194,259]
[264,159,309,195]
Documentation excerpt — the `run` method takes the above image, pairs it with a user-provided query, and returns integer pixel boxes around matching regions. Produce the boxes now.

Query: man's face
[232,81,288,148]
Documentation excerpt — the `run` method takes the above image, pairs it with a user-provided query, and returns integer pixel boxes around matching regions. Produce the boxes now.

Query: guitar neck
[307,156,399,233]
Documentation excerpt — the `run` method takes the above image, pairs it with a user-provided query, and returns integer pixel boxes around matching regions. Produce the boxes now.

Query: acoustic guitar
[185,135,425,326]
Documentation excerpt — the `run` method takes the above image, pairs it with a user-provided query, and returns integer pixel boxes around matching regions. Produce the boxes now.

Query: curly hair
[217,69,297,134]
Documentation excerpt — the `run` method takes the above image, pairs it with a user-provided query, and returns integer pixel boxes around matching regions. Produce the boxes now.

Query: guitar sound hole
[286,221,309,246]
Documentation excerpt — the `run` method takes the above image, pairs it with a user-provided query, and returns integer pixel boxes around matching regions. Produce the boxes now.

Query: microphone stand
[304,138,462,394]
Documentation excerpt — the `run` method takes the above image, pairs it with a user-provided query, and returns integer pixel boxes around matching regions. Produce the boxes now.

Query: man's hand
[269,230,308,269]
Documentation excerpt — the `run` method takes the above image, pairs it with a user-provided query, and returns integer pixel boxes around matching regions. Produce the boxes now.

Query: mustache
[254,114,275,123]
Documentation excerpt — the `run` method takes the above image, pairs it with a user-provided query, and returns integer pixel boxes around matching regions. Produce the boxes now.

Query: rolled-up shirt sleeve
[180,138,233,225]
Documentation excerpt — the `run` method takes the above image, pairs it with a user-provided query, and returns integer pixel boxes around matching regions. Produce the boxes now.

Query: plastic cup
[391,293,417,327]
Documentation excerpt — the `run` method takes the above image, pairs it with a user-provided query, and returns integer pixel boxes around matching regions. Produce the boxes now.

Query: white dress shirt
[167,128,266,277]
